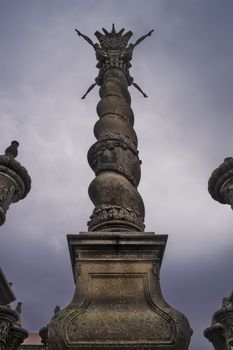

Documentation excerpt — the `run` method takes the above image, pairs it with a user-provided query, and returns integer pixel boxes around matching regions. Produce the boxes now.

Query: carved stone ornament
[204,323,230,350]
[7,324,28,350]
[88,204,145,232]
[0,143,31,226]
[208,157,233,209]
[74,26,150,231]
[204,291,233,349]
[88,137,141,187]
[0,306,19,349]
[75,24,153,98]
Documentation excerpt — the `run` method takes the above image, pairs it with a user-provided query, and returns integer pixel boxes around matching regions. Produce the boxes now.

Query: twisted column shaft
[87,68,144,231]
[75,25,153,232]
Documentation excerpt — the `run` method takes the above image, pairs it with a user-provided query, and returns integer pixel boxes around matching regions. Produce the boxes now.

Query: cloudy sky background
[0,1,233,349]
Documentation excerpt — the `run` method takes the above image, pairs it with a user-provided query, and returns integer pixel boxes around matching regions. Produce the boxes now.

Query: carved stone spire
[76,25,153,232]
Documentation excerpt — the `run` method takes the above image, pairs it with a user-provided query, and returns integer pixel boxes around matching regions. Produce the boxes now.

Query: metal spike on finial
[102,28,108,35]
[5,140,19,158]
[75,26,154,99]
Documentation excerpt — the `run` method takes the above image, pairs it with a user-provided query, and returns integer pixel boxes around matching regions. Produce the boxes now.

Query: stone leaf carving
[88,204,144,231]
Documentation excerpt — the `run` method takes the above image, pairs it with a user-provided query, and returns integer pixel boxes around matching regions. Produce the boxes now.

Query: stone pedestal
[48,232,192,350]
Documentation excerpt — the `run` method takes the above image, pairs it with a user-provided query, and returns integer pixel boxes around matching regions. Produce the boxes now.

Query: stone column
[88,66,144,231]
[48,25,192,350]
[0,141,31,226]
[208,157,233,209]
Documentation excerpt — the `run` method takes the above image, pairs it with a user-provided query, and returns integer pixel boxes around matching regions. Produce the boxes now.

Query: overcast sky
[0,1,233,349]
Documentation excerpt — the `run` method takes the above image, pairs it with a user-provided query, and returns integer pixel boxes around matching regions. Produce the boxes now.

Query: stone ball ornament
[208,157,233,209]
[0,141,31,226]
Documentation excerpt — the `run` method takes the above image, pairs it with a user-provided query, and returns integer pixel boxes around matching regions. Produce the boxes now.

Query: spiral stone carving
[75,25,153,232]
[47,25,193,350]
[88,71,145,231]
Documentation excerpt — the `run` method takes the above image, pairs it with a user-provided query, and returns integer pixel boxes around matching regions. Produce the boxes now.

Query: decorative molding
[88,204,144,231]
[208,157,233,208]
[0,157,31,197]
[0,151,31,226]
[97,133,137,153]
[88,138,141,186]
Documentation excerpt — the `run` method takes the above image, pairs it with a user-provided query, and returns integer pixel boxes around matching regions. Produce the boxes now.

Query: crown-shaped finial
[95,24,133,50]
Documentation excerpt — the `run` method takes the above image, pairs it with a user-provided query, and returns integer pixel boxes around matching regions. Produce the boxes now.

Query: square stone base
[48,232,192,350]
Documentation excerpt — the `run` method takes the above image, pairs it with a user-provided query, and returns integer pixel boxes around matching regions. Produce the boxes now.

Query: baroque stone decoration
[208,157,233,209]
[0,141,31,226]
[204,291,233,350]
[47,25,193,350]
[75,24,152,99]
[0,302,28,350]
[75,25,149,232]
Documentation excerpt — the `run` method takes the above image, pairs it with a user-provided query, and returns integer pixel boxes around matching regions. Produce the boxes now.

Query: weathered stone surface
[94,117,138,150]
[74,26,148,232]
[48,232,192,350]
[0,306,19,350]
[204,323,229,350]
[208,157,233,209]
[88,65,144,231]
[88,137,141,187]
[97,95,134,125]
[0,143,31,226]
[7,325,28,350]
[204,291,233,349]
[88,171,145,231]
[47,26,192,350]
